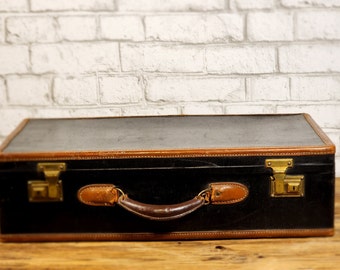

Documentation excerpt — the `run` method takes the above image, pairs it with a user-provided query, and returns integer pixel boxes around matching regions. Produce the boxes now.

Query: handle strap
[78,182,248,221]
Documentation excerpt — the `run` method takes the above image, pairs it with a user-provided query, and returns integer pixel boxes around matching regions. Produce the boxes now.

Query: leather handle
[78,182,248,221]
[118,195,205,221]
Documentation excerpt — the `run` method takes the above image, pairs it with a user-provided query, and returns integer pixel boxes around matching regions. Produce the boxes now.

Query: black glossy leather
[0,155,334,235]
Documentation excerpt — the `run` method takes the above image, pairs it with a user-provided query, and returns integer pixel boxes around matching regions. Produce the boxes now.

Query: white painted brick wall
[0,0,28,12]
[121,44,205,72]
[31,0,115,11]
[247,12,294,41]
[231,0,276,10]
[296,11,340,40]
[58,17,97,41]
[53,76,98,105]
[146,77,245,102]
[99,76,143,104]
[279,45,340,73]
[31,43,120,73]
[0,45,29,74]
[145,14,243,43]
[6,17,59,44]
[0,0,339,176]
[117,0,225,11]
[206,46,276,74]
[7,75,51,105]
[248,77,290,101]
[100,16,144,41]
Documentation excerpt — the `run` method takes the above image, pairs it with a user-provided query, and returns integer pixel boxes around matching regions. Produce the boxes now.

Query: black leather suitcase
[0,114,335,241]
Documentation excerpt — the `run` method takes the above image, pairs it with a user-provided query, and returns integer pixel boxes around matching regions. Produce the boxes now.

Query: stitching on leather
[78,185,115,206]
[211,183,249,205]
[2,228,333,241]
[0,149,334,162]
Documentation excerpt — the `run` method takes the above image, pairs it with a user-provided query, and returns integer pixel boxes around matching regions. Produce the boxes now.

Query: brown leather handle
[77,182,248,221]
[118,195,205,221]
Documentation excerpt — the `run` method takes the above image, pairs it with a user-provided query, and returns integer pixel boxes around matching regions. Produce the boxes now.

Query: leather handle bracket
[77,182,248,221]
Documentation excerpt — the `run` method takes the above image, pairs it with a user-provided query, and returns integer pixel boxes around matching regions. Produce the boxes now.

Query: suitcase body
[0,114,335,241]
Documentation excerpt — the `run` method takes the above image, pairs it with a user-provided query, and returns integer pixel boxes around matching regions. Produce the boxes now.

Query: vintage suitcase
[0,114,335,242]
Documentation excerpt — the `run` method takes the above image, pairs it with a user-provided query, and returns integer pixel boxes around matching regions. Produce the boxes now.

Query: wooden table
[1,179,339,270]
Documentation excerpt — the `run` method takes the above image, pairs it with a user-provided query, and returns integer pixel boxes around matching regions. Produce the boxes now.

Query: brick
[53,76,97,105]
[279,45,340,73]
[0,77,5,105]
[206,46,276,74]
[67,108,121,117]
[100,16,144,41]
[0,45,29,74]
[233,0,275,9]
[225,104,276,114]
[324,130,340,156]
[0,108,32,137]
[248,12,293,41]
[31,0,115,11]
[122,106,179,116]
[7,76,51,105]
[6,17,58,44]
[146,76,245,102]
[32,43,120,73]
[117,0,225,11]
[58,16,96,41]
[336,158,340,176]
[99,76,143,104]
[281,0,340,7]
[0,17,4,43]
[0,0,28,11]
[249,77,289,101]
[145,14,243,43]
[276,104,340,128]
[291,76,340,101]
[181,104,224,115]
[121,44,204,72]
[297,11,340,40]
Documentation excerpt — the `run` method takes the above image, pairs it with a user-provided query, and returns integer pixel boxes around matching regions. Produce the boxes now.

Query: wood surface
[1,179,339,270]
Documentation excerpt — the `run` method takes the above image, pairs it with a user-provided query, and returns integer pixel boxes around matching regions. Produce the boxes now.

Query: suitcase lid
[0,114,335,161]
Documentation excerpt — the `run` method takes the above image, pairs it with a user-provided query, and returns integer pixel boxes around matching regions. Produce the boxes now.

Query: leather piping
[0,228,334,242]
[0,114,335,162]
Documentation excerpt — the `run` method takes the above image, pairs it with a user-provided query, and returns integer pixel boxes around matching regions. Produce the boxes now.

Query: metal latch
[27,163,66,202]
[265,159,304,197]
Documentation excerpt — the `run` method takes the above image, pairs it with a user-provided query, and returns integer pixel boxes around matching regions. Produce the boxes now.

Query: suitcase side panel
[0,155,335,241]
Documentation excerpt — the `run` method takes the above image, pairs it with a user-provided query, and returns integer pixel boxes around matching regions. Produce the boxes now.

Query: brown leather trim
[210,182,249,204]
[78,184,118,206]
[0,228,334,242]
[303,113,336,153]
[0,145,335,162]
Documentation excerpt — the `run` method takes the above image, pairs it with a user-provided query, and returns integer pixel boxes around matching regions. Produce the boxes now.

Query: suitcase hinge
[265,159,304,197]
[27,163,66,202]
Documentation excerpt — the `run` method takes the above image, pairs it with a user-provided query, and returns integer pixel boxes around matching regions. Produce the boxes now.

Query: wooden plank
[1,179,339,270]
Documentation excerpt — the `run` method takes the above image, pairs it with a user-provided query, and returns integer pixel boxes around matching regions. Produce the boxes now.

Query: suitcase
[0,114,335,242]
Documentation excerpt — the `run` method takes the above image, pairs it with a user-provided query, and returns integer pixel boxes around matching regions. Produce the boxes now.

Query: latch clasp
[265,159,304,197]
[28,163,66,202]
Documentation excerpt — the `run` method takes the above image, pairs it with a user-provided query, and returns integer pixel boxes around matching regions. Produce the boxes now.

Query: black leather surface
[0,155,335,235]
[3,114,324,153]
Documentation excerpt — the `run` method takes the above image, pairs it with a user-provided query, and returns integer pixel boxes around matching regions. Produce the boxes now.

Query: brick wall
[0,0,339,175]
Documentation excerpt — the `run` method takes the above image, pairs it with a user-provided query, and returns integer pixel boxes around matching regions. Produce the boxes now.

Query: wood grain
[1,179,339,270]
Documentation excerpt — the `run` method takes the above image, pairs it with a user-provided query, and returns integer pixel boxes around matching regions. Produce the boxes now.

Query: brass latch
[265,159,304,197]
[28,163,66,202]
